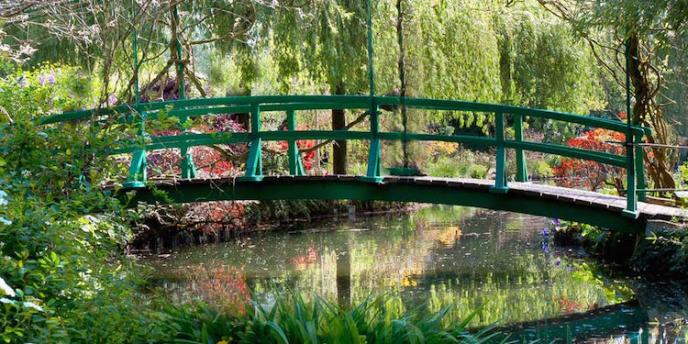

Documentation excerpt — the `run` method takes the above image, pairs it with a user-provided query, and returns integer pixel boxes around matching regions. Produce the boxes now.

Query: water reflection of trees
[151,206,633,327]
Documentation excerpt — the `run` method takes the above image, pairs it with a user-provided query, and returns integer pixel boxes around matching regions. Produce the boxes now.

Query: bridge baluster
[634,131,646,202]
[242,103,263,181]
[490,111,508,193]
[179,115,197,180]
[287,110,305,176]
[513,114,528,182]
[123,111,147,188]
[362,99,382,183]
[180,145,196,180]
[623,127,639,218]
[175,114,196,180]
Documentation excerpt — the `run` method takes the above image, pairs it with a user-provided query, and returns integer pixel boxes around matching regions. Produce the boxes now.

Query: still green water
[147,206,688,342]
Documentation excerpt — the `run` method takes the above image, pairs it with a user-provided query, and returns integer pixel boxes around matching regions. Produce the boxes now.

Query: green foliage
[0,62,168,342]
[498,4,604,114]
[0,64,96,121]
[425,148,491,179]
[169,293,496,344]
[632,229,688,277]
[528,159,554,179]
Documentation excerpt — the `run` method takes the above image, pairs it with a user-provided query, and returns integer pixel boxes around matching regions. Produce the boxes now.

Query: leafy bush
[0,64,168,342]
[169,293,498,344]
[528,159,554,179]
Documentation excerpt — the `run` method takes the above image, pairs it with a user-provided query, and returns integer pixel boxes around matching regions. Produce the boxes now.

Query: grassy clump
[167,293,500,344]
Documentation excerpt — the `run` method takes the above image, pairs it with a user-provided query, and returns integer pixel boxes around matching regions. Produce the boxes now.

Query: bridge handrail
[36,95,647,217]
[40,95,648,136]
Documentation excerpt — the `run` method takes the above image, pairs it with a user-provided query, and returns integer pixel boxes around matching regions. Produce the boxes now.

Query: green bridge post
[363,100,382,183]
[287,109,305,176]
[514,113,528,182]
[180,115,197,180]
[123,111,147,188]
[491,112,508,193]
[624,129,638,218]
[623,40,639,218]
[635,131,646,202]
[242,103,263,181]
[123,26,146,189]
[173,4,196,180]
[361,0,382,183]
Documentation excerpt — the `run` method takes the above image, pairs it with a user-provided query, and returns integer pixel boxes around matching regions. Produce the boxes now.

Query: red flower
[554,128,626,192]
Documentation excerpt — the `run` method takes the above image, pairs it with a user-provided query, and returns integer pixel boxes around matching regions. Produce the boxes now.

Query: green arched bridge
[40,95,687,233]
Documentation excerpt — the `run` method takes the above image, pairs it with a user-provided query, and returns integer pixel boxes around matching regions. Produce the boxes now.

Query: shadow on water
[145,205,688,343]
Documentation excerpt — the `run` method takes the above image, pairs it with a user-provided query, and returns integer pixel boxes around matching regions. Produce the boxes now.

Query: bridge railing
[39,95,648,217]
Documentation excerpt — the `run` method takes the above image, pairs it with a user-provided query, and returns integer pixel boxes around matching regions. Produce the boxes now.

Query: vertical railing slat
[634,131,646,202]
[242,103,263,181]
[124,112,147,188]
[514,113,528,182]
[623,40,639,217]
[287,110,305,176]
[491,111,508,193]
[624,128,638,217]
[363,101,382,183]
[179,113,197,179]
[123,27,147,189]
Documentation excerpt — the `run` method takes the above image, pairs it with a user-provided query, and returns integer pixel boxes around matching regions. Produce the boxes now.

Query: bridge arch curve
[119,175,683,234]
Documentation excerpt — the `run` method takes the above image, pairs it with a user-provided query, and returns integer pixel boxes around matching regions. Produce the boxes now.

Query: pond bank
[554,220,688,279]
[129,200,414,253]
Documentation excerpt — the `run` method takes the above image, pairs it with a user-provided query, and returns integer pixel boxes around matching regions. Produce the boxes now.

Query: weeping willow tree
[536,0,688,193]
[375,0,605,163]
[269,1,371,174]
[495,1,605,143]
[265,0,607,170]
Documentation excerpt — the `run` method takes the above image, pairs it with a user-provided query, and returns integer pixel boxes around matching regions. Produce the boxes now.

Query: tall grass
[165,293,503,344]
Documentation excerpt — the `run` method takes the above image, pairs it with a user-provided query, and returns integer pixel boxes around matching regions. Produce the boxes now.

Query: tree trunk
[627,35,676,192]
[332,83,347,174]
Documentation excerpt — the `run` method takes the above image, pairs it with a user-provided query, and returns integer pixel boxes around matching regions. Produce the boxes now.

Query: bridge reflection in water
[145,207,688,342]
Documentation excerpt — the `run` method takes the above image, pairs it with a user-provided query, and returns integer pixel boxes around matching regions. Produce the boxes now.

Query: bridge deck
[133,175,687,224]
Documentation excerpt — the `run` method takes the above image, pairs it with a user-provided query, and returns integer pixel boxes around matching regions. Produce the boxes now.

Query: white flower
[17,43,36,57]
[0,297,16,305]
[0,277,15,297]
[0,217,11,226]
[23,301,44,312]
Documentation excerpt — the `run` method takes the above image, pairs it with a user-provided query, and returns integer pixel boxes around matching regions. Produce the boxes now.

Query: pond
[146,206,688,342]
